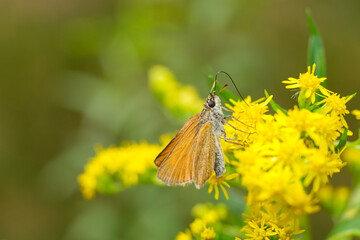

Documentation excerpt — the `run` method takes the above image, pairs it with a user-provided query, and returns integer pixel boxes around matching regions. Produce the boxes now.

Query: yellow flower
[175,229,192,240]
[178,203,229,239]
[78,138,165,199]
[190,218,205,235]
[149,65,178,94]
[207,172,239,200]
[318,93,353,128]
[223,95,272,147]
[273,107,342,149]
[148,65,203,119]
[352,109,360,120]
[243,218,277,240]
[283,181,320,216]
[200,227,216,240]
[304,142,345,192]
[282,64,330,103]
[201,210,220,224]
[242,202,304,240]
[191,203,228,222]
[78,170,98,200]
[342,147,360,165]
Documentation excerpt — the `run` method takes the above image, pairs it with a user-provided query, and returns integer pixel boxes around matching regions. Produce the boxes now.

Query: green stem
[300,214,312,240]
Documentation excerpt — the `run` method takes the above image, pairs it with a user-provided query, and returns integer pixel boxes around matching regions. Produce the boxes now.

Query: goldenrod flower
[207,172,239,200]
[342,147,360,164]
[223,95,272,148]
[282,64,330,103]
[352,109,360,120]
[191,203,228,222]
[318,92,353,128]
[283,181,320,216]
[304,143,345,192]
[190,218,205,235]
[200,227,216,240]
[243,218,277,240]
[177,203,228,239]
[231,89,347,238]
[149,65,203,119]
[175,229,192,240]
[242,202,303,240]
[78,139,165,199]
[277,107,342,146]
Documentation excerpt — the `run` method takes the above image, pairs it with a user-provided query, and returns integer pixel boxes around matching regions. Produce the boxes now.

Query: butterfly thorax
[200,95,225,138]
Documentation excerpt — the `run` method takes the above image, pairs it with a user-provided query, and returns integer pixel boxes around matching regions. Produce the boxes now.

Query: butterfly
[154,76,241,189]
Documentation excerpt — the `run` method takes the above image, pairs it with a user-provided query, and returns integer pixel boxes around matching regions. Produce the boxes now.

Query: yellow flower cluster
[318,93,354,129]
[229,64,351,239]
[175,203,228,240]
[78,137,168,199]
[149,65,204,120]
[223,96,273,148]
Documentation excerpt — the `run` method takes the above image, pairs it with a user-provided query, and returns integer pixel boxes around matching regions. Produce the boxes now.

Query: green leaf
[345,92,357,101]
[306,9,326,78]
[208,74,239,105]
[335,128,348,153]
[327,216,360,240]
[327,184,360,240]
[306,9,327,105]
[299,215,312,240]
[264,89,287,114]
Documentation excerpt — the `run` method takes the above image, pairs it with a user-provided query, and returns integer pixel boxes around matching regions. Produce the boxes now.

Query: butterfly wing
[154,113,200,167]
[194,122,216,188]
[155,114,201,185]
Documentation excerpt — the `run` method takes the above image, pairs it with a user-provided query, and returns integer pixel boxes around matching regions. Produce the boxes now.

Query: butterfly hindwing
[194,122,216,188]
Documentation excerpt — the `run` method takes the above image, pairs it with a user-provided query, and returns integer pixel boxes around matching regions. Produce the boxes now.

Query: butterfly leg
[224,115,255,129]
[221,106,234,113]
[224,121,255,134]
[220,136,245,146]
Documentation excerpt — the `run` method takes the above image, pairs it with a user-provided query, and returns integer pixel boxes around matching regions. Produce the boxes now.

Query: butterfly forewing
[194,122,216,188]
[154,114,200,167]
[156,115,201,185]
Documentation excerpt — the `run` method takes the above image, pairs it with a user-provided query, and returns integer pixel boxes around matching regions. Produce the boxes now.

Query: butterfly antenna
[209,79,217,94]
[215,71,248,105]
[217,84,228,94]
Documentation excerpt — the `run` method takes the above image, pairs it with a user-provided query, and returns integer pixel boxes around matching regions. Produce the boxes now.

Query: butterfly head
[206,77,226,110]
[205,93,221,110]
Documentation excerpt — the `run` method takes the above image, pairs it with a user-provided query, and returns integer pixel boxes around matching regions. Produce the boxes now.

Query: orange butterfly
[154,77,238,189]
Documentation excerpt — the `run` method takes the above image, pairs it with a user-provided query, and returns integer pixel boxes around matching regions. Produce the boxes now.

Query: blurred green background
[1,0,360,239]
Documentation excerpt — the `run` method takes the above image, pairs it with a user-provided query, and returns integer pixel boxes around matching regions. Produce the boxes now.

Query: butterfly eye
[208,100,215,108]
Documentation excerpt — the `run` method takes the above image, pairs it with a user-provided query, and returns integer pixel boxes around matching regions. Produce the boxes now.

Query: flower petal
[214,185,219,200]
[220,184,229,200]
